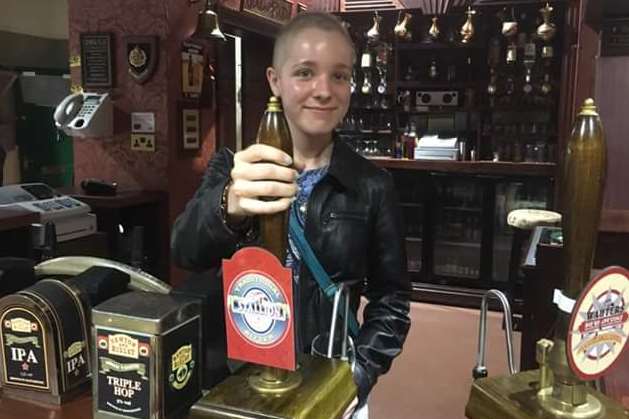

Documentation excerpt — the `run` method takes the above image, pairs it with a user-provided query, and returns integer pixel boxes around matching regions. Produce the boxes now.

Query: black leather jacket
[171,139,411,404]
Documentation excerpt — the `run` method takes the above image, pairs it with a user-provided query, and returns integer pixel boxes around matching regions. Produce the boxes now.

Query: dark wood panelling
[242,32,273,149]
[596,57,629,210]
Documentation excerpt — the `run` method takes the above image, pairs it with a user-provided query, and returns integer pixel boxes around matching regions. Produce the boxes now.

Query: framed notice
[602,18,629,56]
[241,0,293,25]
[80,33,114,88]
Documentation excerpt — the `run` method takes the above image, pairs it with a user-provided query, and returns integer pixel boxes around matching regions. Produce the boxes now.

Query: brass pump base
[465,370,629,419]
[537,386,603,419]
[188,355,357,419]
[248,367,303,394]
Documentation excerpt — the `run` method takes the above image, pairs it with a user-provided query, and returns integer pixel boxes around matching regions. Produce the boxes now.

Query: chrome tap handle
[328,285,343,358]
[325,283,356,372]
[472,289,518,379]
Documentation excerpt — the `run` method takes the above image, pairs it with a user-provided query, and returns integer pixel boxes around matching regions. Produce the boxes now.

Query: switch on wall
[182,109,200,150]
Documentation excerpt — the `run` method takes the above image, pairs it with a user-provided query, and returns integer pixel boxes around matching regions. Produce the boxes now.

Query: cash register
[0,183,96,246]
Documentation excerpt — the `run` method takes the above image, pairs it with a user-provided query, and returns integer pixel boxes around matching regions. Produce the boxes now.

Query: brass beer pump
[465,99,629,419]
[188,97,357,419]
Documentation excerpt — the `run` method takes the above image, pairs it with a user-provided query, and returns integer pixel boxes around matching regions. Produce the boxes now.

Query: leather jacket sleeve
[354,169,411,405]
[171,149,256,271]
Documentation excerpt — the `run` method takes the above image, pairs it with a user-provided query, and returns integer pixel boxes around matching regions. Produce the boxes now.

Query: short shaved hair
[272,12,356,69]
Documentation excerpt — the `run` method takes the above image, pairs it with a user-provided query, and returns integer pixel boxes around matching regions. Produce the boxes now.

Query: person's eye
[294,68,313,78]
[333,72,351,83]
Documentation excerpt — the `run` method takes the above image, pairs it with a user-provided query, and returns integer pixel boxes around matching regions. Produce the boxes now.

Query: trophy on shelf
[460,6,476,44]
[360,50,373,96]
[522,37,536,97]
[350,69,357,95]
[487,68,498,107]
[536,2,556,42]
[537,2,556,59]
[487,37,501,107]
[501,7,519,38]
[541,73,552,95]
[374,43,391,108]
[501,7,518,64]
[366,11,382,44]
[429,16,441,42]
[394,12,413,41]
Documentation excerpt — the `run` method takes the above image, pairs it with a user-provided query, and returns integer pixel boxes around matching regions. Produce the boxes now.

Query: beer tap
[472,289,517,379]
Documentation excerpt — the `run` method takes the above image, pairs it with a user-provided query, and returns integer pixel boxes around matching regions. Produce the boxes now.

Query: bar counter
[0,391,92,419]
[368,158,557,177]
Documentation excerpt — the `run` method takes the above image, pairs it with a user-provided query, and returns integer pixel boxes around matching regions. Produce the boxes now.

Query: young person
[171,12,411,417]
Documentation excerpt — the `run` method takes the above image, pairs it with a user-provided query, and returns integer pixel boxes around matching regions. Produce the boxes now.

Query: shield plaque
[126,36,158,84]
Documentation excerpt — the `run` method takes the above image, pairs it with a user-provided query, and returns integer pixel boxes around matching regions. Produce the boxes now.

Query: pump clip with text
[222,247,295,370]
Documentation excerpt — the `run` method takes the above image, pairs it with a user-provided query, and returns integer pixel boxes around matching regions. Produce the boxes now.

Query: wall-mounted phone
[54,92,113,138]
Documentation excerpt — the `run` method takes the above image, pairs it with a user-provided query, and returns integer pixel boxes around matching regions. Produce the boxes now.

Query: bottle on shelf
[406,121,418,159]
[429,58,439,80]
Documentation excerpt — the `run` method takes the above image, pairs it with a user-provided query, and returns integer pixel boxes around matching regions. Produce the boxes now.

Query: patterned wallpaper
[68,0,217,282]
[69,0,216,190]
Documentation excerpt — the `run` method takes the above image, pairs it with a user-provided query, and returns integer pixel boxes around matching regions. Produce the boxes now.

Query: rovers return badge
[567,266,629,380]
[222,247,295,370]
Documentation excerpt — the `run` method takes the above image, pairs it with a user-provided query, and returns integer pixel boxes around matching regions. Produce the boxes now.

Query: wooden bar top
[368,158,557,177]
[0,391,92,419]
[0,207,38,232]
[58,188,166,209]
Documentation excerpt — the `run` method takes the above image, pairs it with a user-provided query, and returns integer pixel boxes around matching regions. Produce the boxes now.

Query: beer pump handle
[34,256,171,294]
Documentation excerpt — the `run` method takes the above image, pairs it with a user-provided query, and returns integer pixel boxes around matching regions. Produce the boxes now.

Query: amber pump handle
[560,98,606,299]
[255,96,293,261]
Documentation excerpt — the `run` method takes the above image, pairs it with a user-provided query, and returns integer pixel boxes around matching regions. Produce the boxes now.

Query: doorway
[215,29,273,152]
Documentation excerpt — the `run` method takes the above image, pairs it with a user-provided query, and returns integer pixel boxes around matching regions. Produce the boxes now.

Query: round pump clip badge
[567,266,629,380]
[227,271,291,348]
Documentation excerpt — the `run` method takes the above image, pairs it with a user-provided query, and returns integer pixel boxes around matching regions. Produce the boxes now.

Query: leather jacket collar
[326,139,362,192]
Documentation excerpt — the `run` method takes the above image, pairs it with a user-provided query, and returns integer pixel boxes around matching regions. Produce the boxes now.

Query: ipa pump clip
[472,289,518,379]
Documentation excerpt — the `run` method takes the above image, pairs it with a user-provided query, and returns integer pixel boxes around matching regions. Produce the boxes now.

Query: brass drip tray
[188,355,357,419]
[466,370,629,419]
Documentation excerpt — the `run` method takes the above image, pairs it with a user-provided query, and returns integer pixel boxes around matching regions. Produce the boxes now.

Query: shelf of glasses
[435,240,481,248]
[405,236,423,243]
[368,158,556,177]
[442,206,482,212]
[396,42,485,51]
[348,106,396,112]
[396,80,480,90]
[335,129,393,135]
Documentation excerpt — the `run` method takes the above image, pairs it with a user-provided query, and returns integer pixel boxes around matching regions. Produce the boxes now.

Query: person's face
[267,28,353,139]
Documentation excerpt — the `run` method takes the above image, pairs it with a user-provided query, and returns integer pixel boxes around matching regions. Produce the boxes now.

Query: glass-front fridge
[432,176,483,284]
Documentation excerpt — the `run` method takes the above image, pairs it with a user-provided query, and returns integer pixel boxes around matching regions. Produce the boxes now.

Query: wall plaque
[602,18,629,57]
[241,0,293,25]
[80,33,113,88]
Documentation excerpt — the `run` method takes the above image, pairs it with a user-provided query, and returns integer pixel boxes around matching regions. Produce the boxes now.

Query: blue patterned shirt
[285,165,329,283]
